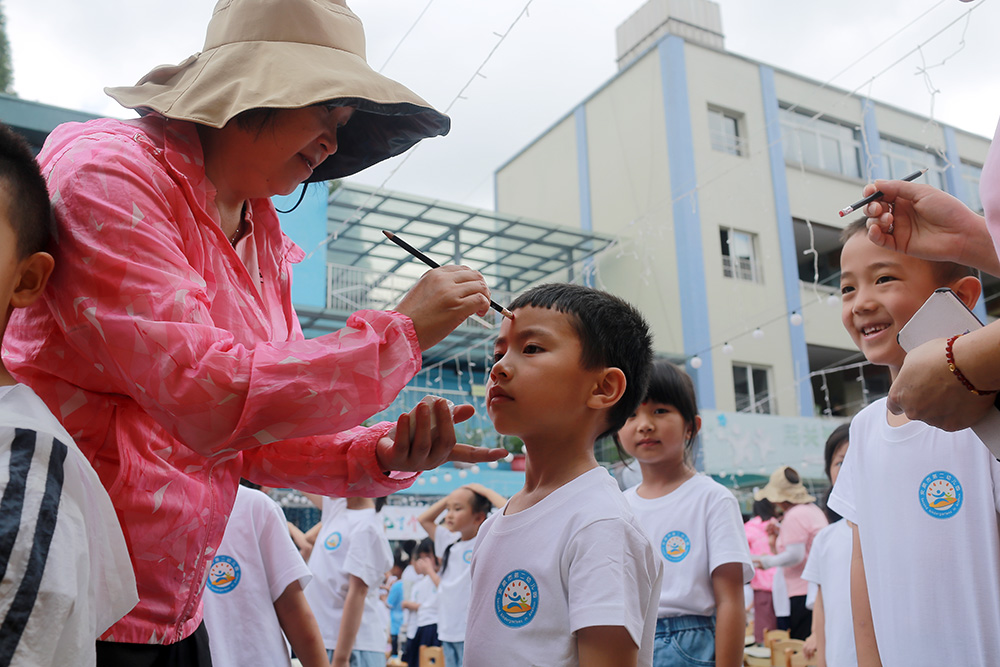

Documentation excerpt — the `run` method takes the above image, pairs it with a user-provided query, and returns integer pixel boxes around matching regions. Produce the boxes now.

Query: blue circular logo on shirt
[661,531,691,562]
[463,549,473,564]
[207,555,241,594]
[495,569,538,627]
[324,531,343,551]
[919,471,963,519]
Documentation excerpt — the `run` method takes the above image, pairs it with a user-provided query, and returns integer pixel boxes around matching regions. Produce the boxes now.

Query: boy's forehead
[498,305,575,339]
[842,232,934,274]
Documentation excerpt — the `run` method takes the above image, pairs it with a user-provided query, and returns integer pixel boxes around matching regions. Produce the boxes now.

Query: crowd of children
[5,103,1000,667]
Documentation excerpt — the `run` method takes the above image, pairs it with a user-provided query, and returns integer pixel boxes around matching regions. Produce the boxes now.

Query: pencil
[838,168,927,217]
[382,230,514,319]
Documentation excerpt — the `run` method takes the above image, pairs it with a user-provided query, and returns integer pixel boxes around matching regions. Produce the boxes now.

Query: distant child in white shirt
[801,423,855,667]
[418,483,506,667]
[202,482,327,667]
[303,496,393,667]
[829,218,1000,665]
[616,360,753,667]
[402,538,441,667]
[466,283,662,667]
[0,122,137,666]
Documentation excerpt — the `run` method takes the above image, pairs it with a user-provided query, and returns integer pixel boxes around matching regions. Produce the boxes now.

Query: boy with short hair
[465,283,662,667]
[829,218,1000,665]
[0,122,137,665]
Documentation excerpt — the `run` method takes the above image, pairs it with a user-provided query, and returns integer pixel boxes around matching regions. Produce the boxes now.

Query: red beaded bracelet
[945,334,998,396]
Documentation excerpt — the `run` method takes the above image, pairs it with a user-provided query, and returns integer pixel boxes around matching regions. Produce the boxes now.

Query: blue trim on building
[860,98,884,180]
[943,126,962,196]
[659,36,715,409]
[760,65,814,417]
[575,105,596,287]
[274,183,329,309]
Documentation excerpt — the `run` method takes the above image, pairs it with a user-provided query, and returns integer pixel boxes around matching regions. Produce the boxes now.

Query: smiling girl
[616,361,753,667]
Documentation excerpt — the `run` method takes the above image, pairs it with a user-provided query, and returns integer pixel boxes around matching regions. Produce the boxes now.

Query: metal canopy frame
[298,183,616,363]
[325,183,613,293]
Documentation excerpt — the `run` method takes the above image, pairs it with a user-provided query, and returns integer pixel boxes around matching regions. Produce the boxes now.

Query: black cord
[275,183,309,214]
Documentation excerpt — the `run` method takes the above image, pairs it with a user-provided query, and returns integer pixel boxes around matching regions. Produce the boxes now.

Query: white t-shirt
[203,486,311,667]
[801,519,856,667]
[411,574,440,628]
[465,467,661,667]
[0,384,137,667]
[401,564,420,639]
[434,526,477,642]
[624,474,753,618]
[304,503,393,651]
[828,399,1000,665]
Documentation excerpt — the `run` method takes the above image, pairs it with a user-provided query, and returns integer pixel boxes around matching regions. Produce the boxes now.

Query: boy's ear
[586,367,627,411]
[951,275,982,312]
[10,252,54,309]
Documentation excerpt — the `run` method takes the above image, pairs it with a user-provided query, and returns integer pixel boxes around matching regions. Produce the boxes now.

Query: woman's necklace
[228,218,244,246]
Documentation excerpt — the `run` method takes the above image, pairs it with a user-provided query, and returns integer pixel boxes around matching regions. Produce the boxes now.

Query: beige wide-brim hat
[754,466,815,504]
[105,0,450,183]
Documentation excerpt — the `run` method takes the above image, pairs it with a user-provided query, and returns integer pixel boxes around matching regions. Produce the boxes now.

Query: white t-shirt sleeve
[705,492,755,584]
[256,493,311,601]
[434,525,460,559]
[346,522,391,589]
[565,518,658,648]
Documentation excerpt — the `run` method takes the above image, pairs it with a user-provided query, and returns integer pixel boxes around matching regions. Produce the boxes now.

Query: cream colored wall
[800,284,854,350]
[682,44,805,416]
[582,48,683,356]
[953,128,991,164]
[494,116,580,228]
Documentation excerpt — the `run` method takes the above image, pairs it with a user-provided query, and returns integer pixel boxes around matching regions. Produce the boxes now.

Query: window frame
[708,107,745,157]
[720,226,762,283]
[733,363,773,414]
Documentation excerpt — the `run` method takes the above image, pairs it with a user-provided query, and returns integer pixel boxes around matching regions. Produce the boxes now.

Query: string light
[752,328,764,339]
[690,356,703,369]
[722,342,734,355]
[790,312,804,326]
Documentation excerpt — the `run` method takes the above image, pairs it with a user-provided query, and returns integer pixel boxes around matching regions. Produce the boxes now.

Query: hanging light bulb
[790,312,803,326]
[752,328,764,339]
[443,473,453,482]
[470,465,481,475]
[417,477,426,486]
[826,294,839,306]
[722,342,734,355]
[487,461,499,469]
[458,470,468,479]
[690,356,703,369]
[429,475,439,484]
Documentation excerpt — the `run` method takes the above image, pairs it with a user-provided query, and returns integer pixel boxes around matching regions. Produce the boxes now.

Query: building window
[708,108,744,156]
[878,137,945,191]
[734,364,772,414]
[780,106,862,179]
[960,160,983,213]
[720,227,761,282]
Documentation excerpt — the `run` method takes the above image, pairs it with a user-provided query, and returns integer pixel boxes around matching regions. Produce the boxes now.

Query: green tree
[0,1,13,95]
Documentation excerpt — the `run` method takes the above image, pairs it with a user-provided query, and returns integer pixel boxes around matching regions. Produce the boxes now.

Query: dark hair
[375,496,387,513]
[413,537,437,564]
[823,423,850,481]
[508,283,653,439]
[439,488,492,576]
[752,498,775,521]
[233,107,281,136]
[0,123,54,258]
[822,422,850,523]
[840,216,975,285]
[645,360,699,450]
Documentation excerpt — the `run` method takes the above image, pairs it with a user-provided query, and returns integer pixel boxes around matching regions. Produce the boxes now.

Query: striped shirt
[0,384,136,666]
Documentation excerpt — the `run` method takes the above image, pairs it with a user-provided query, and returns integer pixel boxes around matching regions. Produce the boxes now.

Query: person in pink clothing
[1,0,505,663]
[743,499,777,644]
[751,467,827,641]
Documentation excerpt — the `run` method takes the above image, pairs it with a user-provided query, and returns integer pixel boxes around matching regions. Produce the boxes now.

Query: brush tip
[382,230,393,239]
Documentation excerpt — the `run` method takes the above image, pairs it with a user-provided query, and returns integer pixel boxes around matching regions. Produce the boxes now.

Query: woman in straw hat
[4,0,506,663]
[750,466,828,642]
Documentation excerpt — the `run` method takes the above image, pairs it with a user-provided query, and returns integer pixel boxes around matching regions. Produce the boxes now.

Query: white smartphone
[896,288,1000,459]
[897,288,983,352]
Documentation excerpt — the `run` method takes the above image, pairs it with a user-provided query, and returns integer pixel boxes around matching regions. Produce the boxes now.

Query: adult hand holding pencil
[386,230,512,350]
[855,170,1000,276]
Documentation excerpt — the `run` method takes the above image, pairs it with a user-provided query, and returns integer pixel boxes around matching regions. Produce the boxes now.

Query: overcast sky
[8,0,999,210]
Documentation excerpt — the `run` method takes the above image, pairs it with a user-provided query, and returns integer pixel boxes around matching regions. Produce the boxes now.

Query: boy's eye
[875,275,896,284]
[523,344,542,354]
[493,351,504,363]
[840,285,855,296]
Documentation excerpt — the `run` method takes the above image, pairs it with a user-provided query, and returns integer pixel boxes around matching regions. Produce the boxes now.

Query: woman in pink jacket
[3,0,504,663]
